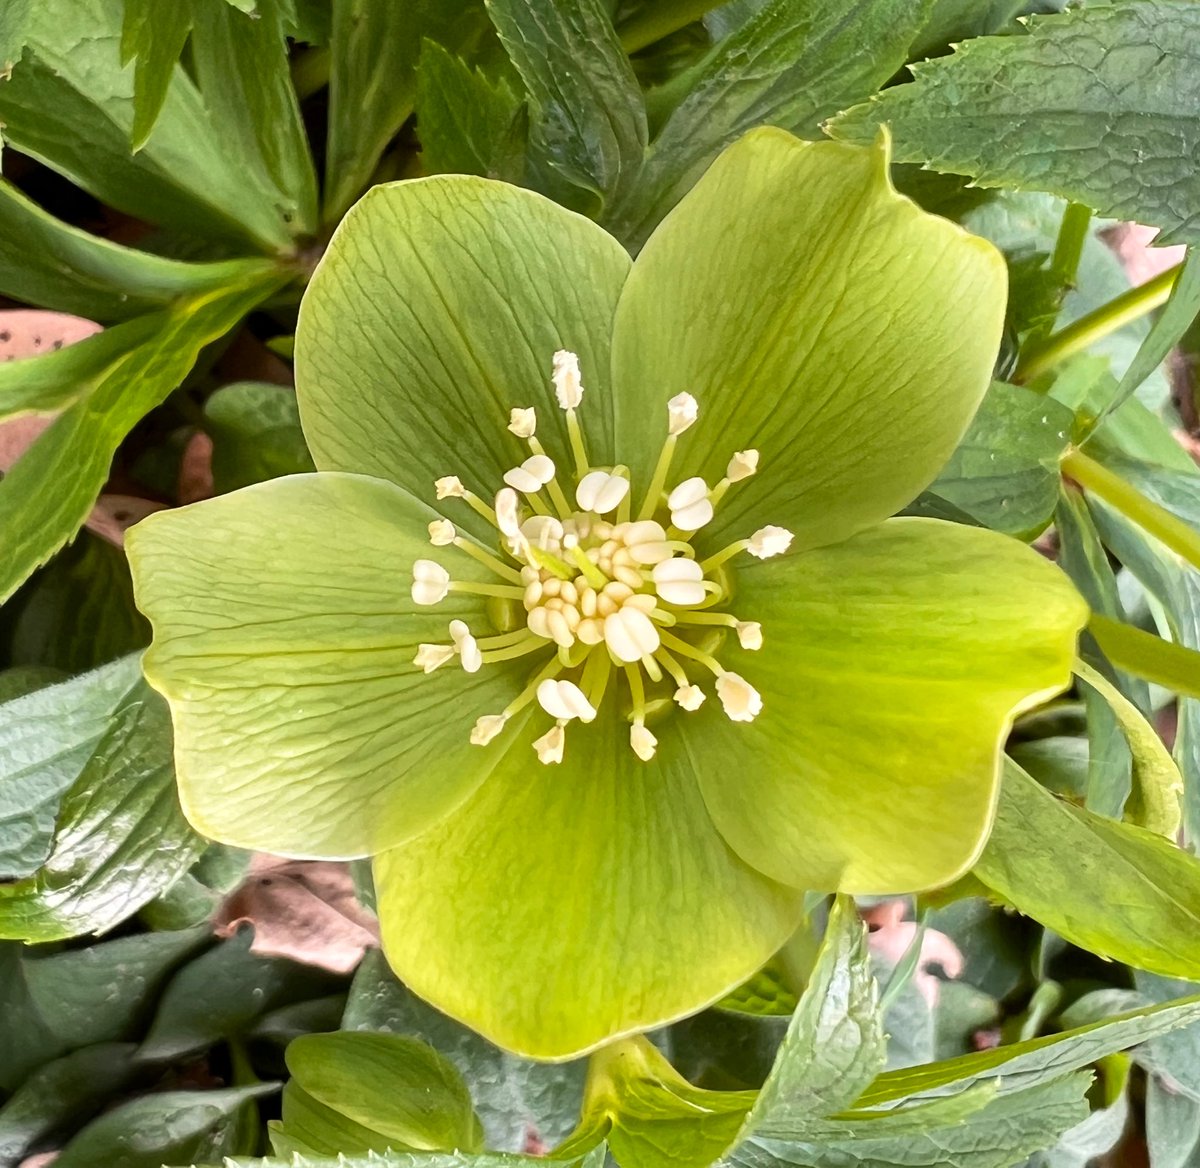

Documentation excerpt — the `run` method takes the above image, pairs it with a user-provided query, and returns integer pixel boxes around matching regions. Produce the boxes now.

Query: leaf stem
[1062,447,1200,574]
[1049,203,1093,288]
[1087,613,1200,701]
[617,0,723,53]
[1018,263,1181,382]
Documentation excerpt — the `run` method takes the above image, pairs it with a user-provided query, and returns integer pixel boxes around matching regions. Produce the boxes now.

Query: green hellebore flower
[127,129,1087,1060]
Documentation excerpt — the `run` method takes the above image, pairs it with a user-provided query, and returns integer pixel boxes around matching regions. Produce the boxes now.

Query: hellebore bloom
[127,130,1087,1059]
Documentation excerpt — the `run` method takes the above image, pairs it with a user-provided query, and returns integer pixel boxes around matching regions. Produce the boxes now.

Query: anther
[449,619,483,673]
[576,469,630,515]
[414,643,455,673]
[747,525,794,559]
[736,621,763,650]
[470,713,509,745]
[504,454,557,494]
[716,672,762,722]
[495,488,521,538]
[667,477,714,532]
[411,560,450,605]
[428,519,456,546]
[552,350,583,409]
[533,725,565,765]
[604,606,661,663]
[727,449,759,482]
[435,476,465,500]
[652,557,707,607]
[667,392,699,436]
[630,723,657,761]
[674,685,706,711]
[537,679,597,722]
[508,407,537,438]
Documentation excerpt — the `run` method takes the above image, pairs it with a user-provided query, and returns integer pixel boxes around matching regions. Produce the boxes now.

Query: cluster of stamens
[410,350,793,765]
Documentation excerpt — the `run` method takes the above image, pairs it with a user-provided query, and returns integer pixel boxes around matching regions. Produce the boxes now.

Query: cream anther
[470,713,509,745]
[428,519,456,546]
[537,679,597,722]
[747,525,794,559]
[495,488,521,538]
[727,449,759,482]
[630,723,658,761]
[434,476,465,500]
[716,672,762,722]
[604,606,661,663]
[411,559,450,605]
[667,392,699,436]
[508,407,537,438]
[449,619,483,673]
[736,621,763,651]
[668,477,714,531]
[621,520,672,565]
[414,643,455,673]
[652,557,707,607]
[576,470,630,515]
[552,349,583,409]
[522,514,564,549]
[504,454,556,493]
[674,684,706,711]
[533,725,565,765]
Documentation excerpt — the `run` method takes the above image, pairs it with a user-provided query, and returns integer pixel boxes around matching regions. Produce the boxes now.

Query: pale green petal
[295,176,632,528]
[611,129,1008,552]
[127,473,534,858]
[696,518,1087,892]
[373,705,804,1060]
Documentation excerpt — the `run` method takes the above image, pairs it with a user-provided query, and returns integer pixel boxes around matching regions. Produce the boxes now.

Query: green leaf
[610,130,1009,554]
[927,381,1074,538]
[0,654,143,880]
[829,3,1200,246]
[1073,659,1182,838]
[564,1037,754,1168]
[0,180,276,323]
[52,1085,276,1168]
[415,40,522,178]
[1146,1074,1200,1168]
[204,381,315,493]
[746,897,884,1130]
[698,519,1086,892]
[8,534,150,675]
[603,0,935,248]
[128,473,524,857]
[283,1032,484,1153]
[188,0,319,238]
[120,0,192,150]
[725,1077,1090,1168]
[373,693,804,1058]
[0,0,299,252]
[909,0,1023,60]
[0,262,288,604]
[487,0,646,212]
[1087,613,1200,705]
[296,175,631,524]
[0,1043,138,1167]
[0,673,204,942]
[342,950,587,1153]
[214,1151,607,1168]
[973,760,1200,980]
[0,927,208,1091]
[324,0,492,223]
[138,926,343,1062]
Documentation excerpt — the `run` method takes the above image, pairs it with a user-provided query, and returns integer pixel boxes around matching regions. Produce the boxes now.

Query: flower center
[411,350,792,764]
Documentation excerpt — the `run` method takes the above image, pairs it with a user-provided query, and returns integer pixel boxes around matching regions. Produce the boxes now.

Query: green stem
[1087,612,1200,702]
[1049,203,1092,287]
[1062,447,1200,575]
[617,0,723,53]
[1018,264,1181,382]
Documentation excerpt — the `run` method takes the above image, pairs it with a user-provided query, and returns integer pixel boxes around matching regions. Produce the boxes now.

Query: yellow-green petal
[127,473,529,858]
[611,128,1008,553]
[696,518,1087,892]
[373,705,804,1061]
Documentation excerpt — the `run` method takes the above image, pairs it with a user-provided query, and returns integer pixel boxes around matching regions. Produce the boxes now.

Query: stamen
[537,678,597,722]
[448,580,525,600]
[414,643,455,673]
[481,634,549,663]
[667,477,714,532]
[411,559,450,605]
[449,619,482,673]
[652,557,708,607]
[451,537,524,584]
[604,606,661,663]
[576,469,630,515]
[622,520,672,565]
[533,724,565,765]
[581,646,612,708]
[667,392,699,436]
[436,476,497,526]
[495,488,522,538]
[736,621,763,650]
[428,519,456,546]
[726,449,759,482]
[659,630,722,676]
[508,407,537,438]
[566,539,610,590]
[641,653,663,683]
[504,454,557,495]
[630,723,657,761]
[653,646,689,689]
[471,713,509,745]
[699,540,746,574]
[715,672,762,722]
[674,685,706,711]
[747,525,794,559]
[552,350,583,409]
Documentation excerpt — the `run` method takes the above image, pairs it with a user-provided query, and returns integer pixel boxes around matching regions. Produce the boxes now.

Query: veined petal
[296,177,631,539]
[127,473,530,859]
[695,518,1087,892]
[373,707,803,1060]
[611,129,1007,553]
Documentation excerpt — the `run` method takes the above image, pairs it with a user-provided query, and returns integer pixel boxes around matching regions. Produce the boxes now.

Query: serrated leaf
[210,1150,607,1168]
[488,0,646,212]
[0,262,289,604]
[0,671,204,942]
[830,3,1200,246]
[928,380,1074,537]
[604,0,934,248]
[973,760,1200,980]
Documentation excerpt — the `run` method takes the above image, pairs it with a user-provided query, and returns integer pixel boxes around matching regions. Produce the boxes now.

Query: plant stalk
[618,0,722,53]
